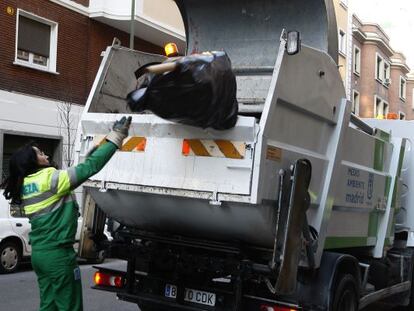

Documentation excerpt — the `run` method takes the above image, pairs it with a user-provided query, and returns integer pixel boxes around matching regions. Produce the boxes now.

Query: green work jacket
[21,142,117,251]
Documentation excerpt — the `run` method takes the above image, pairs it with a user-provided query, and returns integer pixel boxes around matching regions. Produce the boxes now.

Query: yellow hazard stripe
[121,137,146,152]
[185,139,211,157]
[214,140,243,159]
[183,139,245,159]
[93,136,146,152]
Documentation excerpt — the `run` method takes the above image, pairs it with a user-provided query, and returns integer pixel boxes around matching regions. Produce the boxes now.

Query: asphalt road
[0,260,398,310]
[0,259,137,311]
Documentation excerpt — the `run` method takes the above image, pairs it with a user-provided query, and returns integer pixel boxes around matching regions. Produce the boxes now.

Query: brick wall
[358,44,390,118]
[389,67,406,117]
[358,44,375,117]
[406,80,414,120]
[0,0,162,105]
[71,0,89,6]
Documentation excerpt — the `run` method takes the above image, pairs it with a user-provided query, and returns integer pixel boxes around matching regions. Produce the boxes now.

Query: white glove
[106,116,132,148]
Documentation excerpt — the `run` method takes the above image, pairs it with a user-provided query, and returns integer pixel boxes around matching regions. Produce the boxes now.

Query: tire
[403,258,414,309]
[0,241,21,274]
[331,274,359,311]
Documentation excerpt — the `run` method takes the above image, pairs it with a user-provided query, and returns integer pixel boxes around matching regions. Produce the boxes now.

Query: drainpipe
[130,0,135,49]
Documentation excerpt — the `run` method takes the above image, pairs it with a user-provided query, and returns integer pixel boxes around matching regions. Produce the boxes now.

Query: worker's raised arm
[52,116,132,195]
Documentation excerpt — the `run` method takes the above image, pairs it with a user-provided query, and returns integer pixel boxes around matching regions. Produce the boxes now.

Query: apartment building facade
[350,14,413,120]
[333,0,351,99]
[408,74,414,120]
[0,0,184,178]
[389,52,411,119]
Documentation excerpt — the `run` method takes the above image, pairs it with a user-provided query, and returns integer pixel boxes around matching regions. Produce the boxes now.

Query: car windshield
[10,204,25,218]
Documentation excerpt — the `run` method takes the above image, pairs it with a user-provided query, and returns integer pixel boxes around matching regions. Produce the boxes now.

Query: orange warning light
[164,43,179,57]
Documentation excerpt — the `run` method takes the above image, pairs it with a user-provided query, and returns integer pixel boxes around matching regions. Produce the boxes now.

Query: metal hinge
[209,191,222,206]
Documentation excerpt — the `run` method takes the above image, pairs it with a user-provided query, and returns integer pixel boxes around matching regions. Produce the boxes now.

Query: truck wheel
[331,274,359,311]
[403,260,414,309]
[0,241,21,274]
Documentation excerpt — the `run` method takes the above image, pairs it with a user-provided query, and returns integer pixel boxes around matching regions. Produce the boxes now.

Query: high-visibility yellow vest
[22,167,78,219]
[19,142,117,250]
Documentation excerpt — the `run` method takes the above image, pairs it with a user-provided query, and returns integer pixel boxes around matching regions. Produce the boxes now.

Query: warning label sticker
[266,146,282,162]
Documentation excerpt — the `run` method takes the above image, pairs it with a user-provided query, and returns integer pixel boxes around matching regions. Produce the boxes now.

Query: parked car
[0,191,31,273]
[0,190,99,273]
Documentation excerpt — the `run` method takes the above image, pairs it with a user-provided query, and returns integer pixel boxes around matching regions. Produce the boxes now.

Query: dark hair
[1,143,39,204]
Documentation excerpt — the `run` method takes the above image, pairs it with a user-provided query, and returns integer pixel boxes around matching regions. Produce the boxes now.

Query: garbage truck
[77,0,414,310]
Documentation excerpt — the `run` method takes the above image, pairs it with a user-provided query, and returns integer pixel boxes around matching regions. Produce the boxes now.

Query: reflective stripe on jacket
[22,167,79,219]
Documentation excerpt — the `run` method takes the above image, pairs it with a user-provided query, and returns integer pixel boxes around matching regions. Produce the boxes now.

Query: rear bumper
[119,292,213,311]
[92,265,300,311]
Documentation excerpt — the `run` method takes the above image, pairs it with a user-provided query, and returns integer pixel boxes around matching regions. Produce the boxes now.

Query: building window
[338,29,346,55]
[375,53,390,84]
[376,54,383,81]
[383,62,390,86]
[353,46,361,75]
[15,10,58,73]
[352,90,360,115]
[400,76,407,100]
[374,95,389,119]
[399,111,406,120]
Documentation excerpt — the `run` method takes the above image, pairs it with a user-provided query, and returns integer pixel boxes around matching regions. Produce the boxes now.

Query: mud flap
[78,193,107,260]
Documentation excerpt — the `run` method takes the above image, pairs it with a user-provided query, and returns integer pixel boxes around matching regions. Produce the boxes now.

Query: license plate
[164,284,216,307]
[165,284,177,299]
[184,288,216,306]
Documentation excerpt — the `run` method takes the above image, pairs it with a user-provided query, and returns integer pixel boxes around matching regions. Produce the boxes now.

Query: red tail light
[94,271,124,288]
[260,305,298,311]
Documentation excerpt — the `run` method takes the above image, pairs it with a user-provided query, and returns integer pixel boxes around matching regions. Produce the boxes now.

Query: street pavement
[0,259,398,310]
[0,259,137,311]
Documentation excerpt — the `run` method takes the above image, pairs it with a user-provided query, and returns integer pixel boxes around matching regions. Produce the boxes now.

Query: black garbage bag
[127,51,238,130]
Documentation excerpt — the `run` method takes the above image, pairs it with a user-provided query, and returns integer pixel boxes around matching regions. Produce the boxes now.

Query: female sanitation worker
[2,116,132,311]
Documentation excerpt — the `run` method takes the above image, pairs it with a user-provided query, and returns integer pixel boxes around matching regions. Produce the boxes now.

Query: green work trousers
[31,247,83,311]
